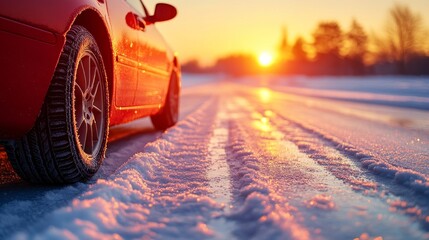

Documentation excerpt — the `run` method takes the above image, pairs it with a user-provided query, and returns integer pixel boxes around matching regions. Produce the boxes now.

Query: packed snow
[0,74,428,239]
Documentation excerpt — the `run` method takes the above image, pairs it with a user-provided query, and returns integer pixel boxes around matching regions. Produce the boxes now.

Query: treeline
[183,4,429,76]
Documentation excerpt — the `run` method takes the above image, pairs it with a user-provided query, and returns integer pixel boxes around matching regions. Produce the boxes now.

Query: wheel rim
[74,51,105,159]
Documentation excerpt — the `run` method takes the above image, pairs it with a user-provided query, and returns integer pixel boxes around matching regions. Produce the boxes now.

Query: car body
[0,0,180,183]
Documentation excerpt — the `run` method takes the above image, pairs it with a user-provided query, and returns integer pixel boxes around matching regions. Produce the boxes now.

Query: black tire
[5,25,109,184]
[150,72,180,130]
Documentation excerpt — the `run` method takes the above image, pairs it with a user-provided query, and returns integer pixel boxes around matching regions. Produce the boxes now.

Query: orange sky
[145,0,429,66]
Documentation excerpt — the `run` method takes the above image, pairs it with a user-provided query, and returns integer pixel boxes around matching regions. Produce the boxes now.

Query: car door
[132,0,171,107]
[106,0,141,107]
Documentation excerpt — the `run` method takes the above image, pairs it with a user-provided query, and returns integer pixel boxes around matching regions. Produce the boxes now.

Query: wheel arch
[73,10,114,111]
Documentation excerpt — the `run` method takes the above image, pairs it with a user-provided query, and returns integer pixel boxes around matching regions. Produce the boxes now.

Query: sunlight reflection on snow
[258,88,272,103]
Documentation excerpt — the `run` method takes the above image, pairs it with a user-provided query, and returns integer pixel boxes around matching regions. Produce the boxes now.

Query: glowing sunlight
[258,51,274,67]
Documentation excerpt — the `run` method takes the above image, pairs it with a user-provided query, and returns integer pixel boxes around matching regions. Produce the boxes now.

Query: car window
[126,0,147,16]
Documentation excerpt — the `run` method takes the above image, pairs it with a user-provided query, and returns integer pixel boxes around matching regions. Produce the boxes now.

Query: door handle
[125,12,146,31]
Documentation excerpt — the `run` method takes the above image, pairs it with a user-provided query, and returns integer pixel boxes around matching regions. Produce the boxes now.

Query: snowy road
[1,76,429,239]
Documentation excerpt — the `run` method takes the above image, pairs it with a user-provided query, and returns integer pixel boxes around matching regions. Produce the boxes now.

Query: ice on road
[1,75,429,240]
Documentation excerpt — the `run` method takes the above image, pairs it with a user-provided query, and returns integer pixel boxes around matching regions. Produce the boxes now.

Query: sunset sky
[145,0,429,66]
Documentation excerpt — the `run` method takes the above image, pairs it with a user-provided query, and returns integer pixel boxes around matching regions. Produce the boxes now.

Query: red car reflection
[0,0,180,184]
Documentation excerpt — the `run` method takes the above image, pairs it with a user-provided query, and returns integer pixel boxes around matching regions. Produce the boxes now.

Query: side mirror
[146,3,177,23]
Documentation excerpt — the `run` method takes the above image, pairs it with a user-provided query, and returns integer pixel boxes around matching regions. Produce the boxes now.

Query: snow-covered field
[0,74,428,239]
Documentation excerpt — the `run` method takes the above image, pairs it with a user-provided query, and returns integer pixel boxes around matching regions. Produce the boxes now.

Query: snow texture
[2,75,429,239]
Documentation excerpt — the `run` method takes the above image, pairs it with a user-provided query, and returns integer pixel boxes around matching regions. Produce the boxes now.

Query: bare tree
[385,4,424,74]
[291,37,308,62]
[346,20,367,60]
[278,27,291,61]
[312,21,344,74]
[345,20,368,75]
[313,21,343,59]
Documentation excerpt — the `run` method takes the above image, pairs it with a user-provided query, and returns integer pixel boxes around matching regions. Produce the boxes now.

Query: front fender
[0,0,110,139]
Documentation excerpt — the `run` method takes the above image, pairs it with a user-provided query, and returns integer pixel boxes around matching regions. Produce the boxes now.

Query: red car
[0,0,180,184]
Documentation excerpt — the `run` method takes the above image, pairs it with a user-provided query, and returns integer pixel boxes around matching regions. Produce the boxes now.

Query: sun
[258,51,274,67]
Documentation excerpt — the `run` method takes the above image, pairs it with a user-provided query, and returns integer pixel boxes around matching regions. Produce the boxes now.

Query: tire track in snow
[241,88,429,233]
[224,99,311,240]
[275,107,429,196]
[206,101,232,207]
[223,97,321,239]
[259,87,429,196]
[269,108,429,234]
[225,95,428,239]
[205,99,235,238]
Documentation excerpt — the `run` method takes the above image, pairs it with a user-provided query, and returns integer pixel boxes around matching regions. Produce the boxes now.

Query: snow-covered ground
[239,75,429,110]
[180,73,225,88]
[274,75,429,98]
[0,74,428,239]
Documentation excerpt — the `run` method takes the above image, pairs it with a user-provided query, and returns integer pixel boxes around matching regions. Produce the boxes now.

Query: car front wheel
[5,25,109,184]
